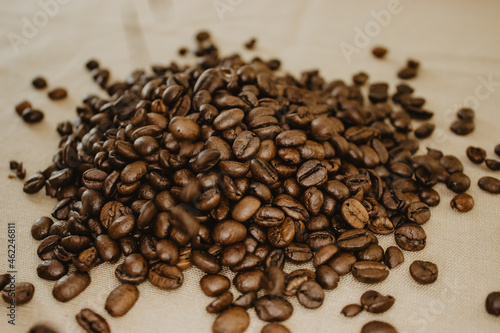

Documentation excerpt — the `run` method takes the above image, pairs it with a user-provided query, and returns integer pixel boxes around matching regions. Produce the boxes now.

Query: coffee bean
[53,272,90,302]
[105,283,139,317]
[156,239,179,265]
[37,259,68,280]
[234,291,257,309]
[200,274,230,297]
[2,282,35,305]
[367,216,394,235]
[352,261,389,284]
[148,263,183,290]
[31,216,53,240]
[296,280,324,309]
[255,295,293,322]
[15,100,32,115]
[115,253,148,285]
[28,324,58,333]
[32,76,47,89]
[419,188,440,207]
[414,123,435,139]
[296,160,327,187]
[261,323,291,333]
[446,172,470,193]
[486,292,500,316]
[466,146,486,164]
[314,265,339,290]
[48,88,68,100]
[372,46,388,58]
[409,260,438,284]
[395,224,426,251]
[358,244,384,262]
[233,269,264,294]
[337,229,371,252]
[251,159,279,185]
[207,291,233,313]
[329,252,357,276]
[360,290,395,313]
[361,321,398,333]
[384,246,404,269]
[191,251,221,274]
[213,220,247,246]
[406,201,430,224]
[478,176,500,194]
[450,193,474,212]
[341,199,369,229]
[22,108,45,123]
[485,159,500,171]
[86,59,99,70]
[450,119,474,135]
[232,196,261,222]
[212,307,250,333]
[341,304,363,317]
[76,308,110,333]
[285,243,313,263]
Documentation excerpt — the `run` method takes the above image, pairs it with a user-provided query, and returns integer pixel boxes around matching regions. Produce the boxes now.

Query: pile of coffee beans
[16,31,498,332]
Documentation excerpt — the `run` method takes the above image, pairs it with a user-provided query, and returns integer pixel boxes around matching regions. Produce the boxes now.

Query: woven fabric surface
[0,1,499,332]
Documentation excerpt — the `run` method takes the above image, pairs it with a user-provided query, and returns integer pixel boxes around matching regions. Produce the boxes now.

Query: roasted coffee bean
[95,234,120,262]
[384,246,404,269]
[409,260,438,284]
[75,308,110,333]
[296,280,324,309]
[313,244,338,267]
[360,290,395,313]
[446,172,470,193]
[315,265,339,290]
[261,323,292,333]
[37,259,68,280]
[284,269,315,296]
[419,188,440,207]
[486,292,500,316]
[485,159,500,171]
[274,194,309,221]
[212,307,250,333]
[255,295,293,322]
[372,46,388,58]
[268,217,295,248]
[105,283,139,317]
[207,291,233,314]
[28,324,58,333]
[450,193,474,212]
[32,76,47,89]
[22,108,45,123]
[478,176,500,194]
[48,88,67,100]
[191,251,221,274]
[361,321,398,333]
[85,59,99,70]
[296,160,327,187]
[31,216,53,240]
[15,100,32,115]
[213,220,247,245]
[200,274,230,297]
[358,244,384,262]
[414,122,435,139]
[341,304,363,317]
[115,253,148,285]
[156,239,179,264]
[24,173,46,194]
[148,263,183,290]
[234,269,265,293]
[351,261,389,284]
[251,159,279,185]
[2,282,35,305]
[53,272,90,302]
[284,243,313,263]
[232,196,261,222]
[450,119,474,135]
[466,146,486,164]
[329,252,357,276]
[337,229,371,252]
[406,201,430,224]
[367,216,394,235]
[395,224,426,251]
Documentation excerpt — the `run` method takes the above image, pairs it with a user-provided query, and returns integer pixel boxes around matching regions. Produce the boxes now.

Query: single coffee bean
[315,265,339,290]
[261,323,291,333]
[148,263,183,290]
[329,252,357,276]
[200,274,231,297]
[212,307,250,333]
[367,216,394,235]
[384,246,404,269]
[341,198,369,229]
[115,253,148,285]
[337,229,371,252]
[75,308,110,333]
[233,269,264,293]
[478,176,500,194]
[486,292,500,316]
[419,188,440,207]
[485,159,500,171]
[255,295,293,322]
[213,220,247,246]
[2,282,35,305]
[394,224,426,251]
[341,304,363,317]
[37,259,68,280]
[450,119,474,135]
[358,244,384,262]
[414,122,435,139]
[450,193,474,212]
[105,283,139,317]
[409,260,438,284]
[22,108,45,123]
[52,272,90,302]
[15,100,32,115]
[191,251,221,274]
[351,261,389,284]
[48,88,68,100]
[32,76,47,89]
[466,146,486,164]
[296,280,324,309]
[233,291,257,309]
[296,160,327,187]
[360,290,395,313]
[284,243,313,263]
[372,46,388,58]
[31,216,53,240]
[361,321,398,333]
[207,291,233,314]
[406,201,430,224]
[232,196,261,222]
[446,172,470,193]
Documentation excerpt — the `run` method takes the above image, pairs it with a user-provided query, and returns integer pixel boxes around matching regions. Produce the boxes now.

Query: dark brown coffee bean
[478,176,500,194]
[284,243,313,263]
[191,251,221,274]
[2,282,35,305]
[32,76,47,89]
[105,284,139,317]
[329,252,357,276]
[283,269,315,296]
[395,224,426,251]
[53,272,90,302]
[156,239,179,265]
[466,146,486,164]
[486,292,500,316]
[372,46,388,58]
[21,108,45,123]
[75,308,110,333]
[213,220,247,245]
[115,253,148,285]
[28,324,58,333]
[358,244,384,262]
[200,274,230,297]
[37,259,68,280]
[485,159,500,171]
[15,100,32,115]
[207,291,233,314]
[446,172,470,193]
[31,216,53,240]
[361,321,398,333]
[337,229,371,252]
[251,159,279,185]
[234,269,264,293]
[409,260,438,284]
[419,188,440,206]
[148,263,183,290]
[341,304,363,317]
[232,196,261,222]
[360,290,395,313]
[406,201,430,224]
[261,323,291,333]
[450,193,474,212]
[273,194,309,221]
[352,261,389,284]
[212,307,250,333]
[234,291,257,309]
[255,295,293,322]
[450,119,474,135]
[414,122,435,138]
[48,88,67,100]
[367,216,394,235]
[384,246,404,269]
[315,265,339,290]
[95,234,120,262]
[296,160,327,187]
[341,199,369,229]
[296,280,324,309]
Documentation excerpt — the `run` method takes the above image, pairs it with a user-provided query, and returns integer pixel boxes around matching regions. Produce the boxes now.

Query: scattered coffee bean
[414,122,435,138]
[178,47,188,56]
[409,260,438,284]
[32,76,47,89]
[48,88,68,100]
[15,100,32,115]
[486,292,500,316]
[2,282,35,305]
[485,159,500,171]
[361,321,398,333]
[85,59,99,70]
[341,303,363,317]
[371,46,388,58]
[212,307,249,333]
[22,108,44,123]
[384,246,404,269]
[200,274,231,297]
[446,172,470,193]
[466,146,486,164]
[450,119,474,135]
[296,280,324,309]
[450,193,474,212]
[395,224,426,251]
[105,284,139,317]
[360,290,394,313]
[244,38,256,50]
[352,261,389,284]
[478,176,500,194]
[76,308,110,333]
[255,295,293,322]
[52,272,90,302]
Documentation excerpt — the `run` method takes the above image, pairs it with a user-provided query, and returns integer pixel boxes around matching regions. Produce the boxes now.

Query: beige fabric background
[0,0,499,332]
